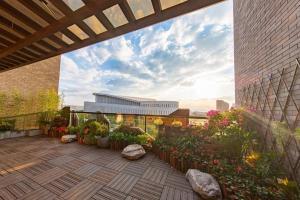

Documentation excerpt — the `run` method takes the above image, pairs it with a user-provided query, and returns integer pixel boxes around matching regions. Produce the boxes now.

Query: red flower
[213,159,220,165]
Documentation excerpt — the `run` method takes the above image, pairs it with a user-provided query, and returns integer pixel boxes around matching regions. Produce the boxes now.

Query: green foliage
[114,124,144,136]
[68,126,80,135]
[109,132,125,141]
[0,119,15,131]
[0,89,60,117]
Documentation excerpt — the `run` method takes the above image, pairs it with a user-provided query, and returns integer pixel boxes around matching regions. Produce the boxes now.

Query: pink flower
[236,165,242,173]
[207,110,220,117]
[203,122,209,130]
[218,118,230,128]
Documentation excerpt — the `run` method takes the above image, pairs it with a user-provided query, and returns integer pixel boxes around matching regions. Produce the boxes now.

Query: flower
[203,123,209,130]
[218,118,230,128]
[207,110,220,117]
[277,177,289,186]
[154,118,164,126]
[236,165,242,173]
[213,159,220,165]
[245,152,260,167]
[171,120,182,128]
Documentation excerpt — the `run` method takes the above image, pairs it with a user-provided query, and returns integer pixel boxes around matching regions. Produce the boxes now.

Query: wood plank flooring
[0,136,201,200]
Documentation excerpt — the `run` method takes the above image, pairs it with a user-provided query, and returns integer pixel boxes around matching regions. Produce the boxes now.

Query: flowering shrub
[153,108,299,199]
[154,118,164,126]
[171,120,182,128]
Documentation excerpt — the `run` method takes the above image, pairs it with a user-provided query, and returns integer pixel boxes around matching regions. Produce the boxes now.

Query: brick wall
[234,0,300,184]
[0,56,61,96]
[234,0,300,126]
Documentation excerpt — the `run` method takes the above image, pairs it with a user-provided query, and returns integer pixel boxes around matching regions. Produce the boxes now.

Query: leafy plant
[0,119,15,131]
[68,126,80,135]
[114,124,144,136]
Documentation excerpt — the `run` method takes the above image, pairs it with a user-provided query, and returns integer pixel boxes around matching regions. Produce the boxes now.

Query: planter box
[0,129,42,140]
[0,130,24,140]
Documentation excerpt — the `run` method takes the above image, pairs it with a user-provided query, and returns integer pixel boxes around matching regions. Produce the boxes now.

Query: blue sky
[59,0,234,112]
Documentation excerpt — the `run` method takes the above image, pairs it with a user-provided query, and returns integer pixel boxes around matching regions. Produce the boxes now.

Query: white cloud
[59,0,234,111]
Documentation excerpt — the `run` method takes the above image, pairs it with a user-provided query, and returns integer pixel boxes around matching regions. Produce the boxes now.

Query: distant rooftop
[93,93,156,102]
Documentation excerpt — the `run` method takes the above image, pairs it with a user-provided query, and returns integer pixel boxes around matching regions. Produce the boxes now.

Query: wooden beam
[0,15,30,37]
[14,51,33,61]
[119,0,136,23]
[0,0,116,59]
[95,12,114,31]
[7,54,27,63]
[50,0,96,38]
[20,48,40,58]
[0,27,21,42]
[151,0,162,15]
[17,0,68,48]
[2,57,20,65]
[0,36,13,46]
[0,1,42,30]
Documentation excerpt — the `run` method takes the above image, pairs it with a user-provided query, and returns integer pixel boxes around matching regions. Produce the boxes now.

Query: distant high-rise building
[216,100,229,112]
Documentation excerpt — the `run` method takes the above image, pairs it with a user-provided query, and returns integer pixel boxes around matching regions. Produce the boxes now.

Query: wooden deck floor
[0,136,200,200]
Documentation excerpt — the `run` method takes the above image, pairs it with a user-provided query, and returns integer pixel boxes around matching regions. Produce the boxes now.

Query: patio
[0,136,200,200]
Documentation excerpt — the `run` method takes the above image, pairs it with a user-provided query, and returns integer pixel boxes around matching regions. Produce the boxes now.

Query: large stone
[186,169,222,200]
[61,135,77,143]
[122,144,146,160]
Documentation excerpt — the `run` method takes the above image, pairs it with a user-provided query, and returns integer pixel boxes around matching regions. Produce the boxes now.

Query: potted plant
[95,123,109,148]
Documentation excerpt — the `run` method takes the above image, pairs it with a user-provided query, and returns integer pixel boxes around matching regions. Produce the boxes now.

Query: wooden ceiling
[0,0,224,72]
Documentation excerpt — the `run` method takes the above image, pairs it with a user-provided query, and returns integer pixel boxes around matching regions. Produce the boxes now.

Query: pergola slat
[20,48,40,59]
[151,0,162,15]
[119,0,136,23]
[14,51,33,61]
[17,0,68,48]
[49,0,96,38]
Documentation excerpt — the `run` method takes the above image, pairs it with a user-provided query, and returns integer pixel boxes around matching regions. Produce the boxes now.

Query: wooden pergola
[0,0,223,72]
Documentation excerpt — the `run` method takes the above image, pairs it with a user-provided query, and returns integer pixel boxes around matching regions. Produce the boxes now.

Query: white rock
[186,169,222,200]
[122,144,146,160]
[61,135,77,143]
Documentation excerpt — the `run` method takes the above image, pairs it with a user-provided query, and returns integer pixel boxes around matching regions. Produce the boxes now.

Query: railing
[0,112,54,131]
[0,111,208,136]
[71,111,208,137]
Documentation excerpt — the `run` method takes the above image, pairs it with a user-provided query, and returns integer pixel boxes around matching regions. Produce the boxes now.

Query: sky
[59,0,234,112]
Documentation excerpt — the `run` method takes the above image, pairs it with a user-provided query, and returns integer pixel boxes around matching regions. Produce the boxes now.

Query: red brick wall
[0,56,61,96]
[234,0,300,125]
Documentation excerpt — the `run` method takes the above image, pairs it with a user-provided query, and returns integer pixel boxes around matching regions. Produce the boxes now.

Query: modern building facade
[216,100,229,112]
[84,93,179,116]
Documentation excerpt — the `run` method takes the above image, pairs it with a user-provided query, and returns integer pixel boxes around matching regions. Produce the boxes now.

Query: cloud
[59,0,234,111]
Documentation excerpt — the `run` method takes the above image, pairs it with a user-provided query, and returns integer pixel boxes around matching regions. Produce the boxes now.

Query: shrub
[68,126,80,135]
[114,124,144,136]
[0,119,15,131]
[154,118,164,126]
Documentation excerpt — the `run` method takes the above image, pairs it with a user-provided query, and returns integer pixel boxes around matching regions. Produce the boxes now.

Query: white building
[84,93,179,115]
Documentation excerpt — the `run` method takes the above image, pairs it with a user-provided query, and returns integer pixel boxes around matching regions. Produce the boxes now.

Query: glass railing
[0,111,208,135]
[72,111,208,137]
